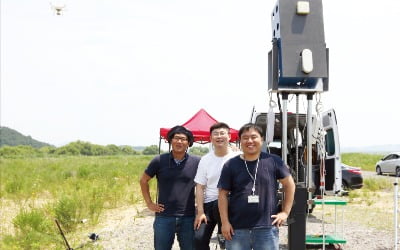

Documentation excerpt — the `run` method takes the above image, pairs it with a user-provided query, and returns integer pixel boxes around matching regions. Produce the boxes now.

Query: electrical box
[268,0,329,92]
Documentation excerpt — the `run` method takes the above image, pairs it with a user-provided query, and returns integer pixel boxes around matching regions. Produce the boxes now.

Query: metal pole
[287,92,306,250]
[295,94,299,182]
[282,93,288,164]
[342,203,345,241]
[306,94,313,189]
[307,94,314,220]
[158,137,162,154]
[395,178,398,250]
[55,219,73,250]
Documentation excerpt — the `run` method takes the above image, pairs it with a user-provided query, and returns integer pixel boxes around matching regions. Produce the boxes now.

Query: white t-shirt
[194,149,240,203]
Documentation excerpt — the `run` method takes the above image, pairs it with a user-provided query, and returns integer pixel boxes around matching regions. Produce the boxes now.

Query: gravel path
[90,201,394,250]
[86,171,395,249]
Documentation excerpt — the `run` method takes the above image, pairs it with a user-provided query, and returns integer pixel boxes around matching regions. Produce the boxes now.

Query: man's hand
[147,202,165,213]
[194,213,207,230]
[271,211,288,227]
[221,222,234,241]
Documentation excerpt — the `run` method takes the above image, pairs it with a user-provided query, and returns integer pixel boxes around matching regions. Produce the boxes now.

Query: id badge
[248,195,259,203]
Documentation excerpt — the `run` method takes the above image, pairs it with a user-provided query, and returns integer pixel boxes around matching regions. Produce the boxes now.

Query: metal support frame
[283,92,315,250]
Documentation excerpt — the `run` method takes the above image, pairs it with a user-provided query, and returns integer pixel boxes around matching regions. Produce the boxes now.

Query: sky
[1,0,400,149]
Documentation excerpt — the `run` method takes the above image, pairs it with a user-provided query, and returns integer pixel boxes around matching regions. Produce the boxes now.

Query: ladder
[306,199,347,249]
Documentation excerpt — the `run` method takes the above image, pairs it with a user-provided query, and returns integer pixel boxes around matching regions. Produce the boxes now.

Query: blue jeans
[225,227,279,250]
[154,215,195,250]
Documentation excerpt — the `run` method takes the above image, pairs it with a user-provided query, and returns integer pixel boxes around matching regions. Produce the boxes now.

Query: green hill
[0,127,53,148]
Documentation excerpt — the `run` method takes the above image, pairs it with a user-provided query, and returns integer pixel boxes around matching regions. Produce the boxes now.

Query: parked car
[376,152,400,176]
[341,163,363,190]
[308,163,362,212]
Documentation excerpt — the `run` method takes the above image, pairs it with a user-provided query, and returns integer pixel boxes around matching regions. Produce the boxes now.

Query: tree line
[1,140,145,157]
[0,140,210,157]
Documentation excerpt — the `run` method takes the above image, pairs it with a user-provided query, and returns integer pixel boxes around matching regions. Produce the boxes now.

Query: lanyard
[244,158,259,195]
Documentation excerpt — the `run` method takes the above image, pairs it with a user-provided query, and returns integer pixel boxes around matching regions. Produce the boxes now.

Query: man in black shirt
[140,125,200,250]
[218,123,295,250]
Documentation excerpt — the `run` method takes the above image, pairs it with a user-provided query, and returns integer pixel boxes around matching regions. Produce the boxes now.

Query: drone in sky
[50,2,66,15]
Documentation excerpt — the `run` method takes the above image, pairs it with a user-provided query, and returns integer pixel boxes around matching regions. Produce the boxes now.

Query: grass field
[0,155,154,249]
[0,152,391,249]
[341,152,383,171]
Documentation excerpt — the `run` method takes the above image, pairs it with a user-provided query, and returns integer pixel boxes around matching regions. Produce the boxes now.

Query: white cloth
[194,149,240,203]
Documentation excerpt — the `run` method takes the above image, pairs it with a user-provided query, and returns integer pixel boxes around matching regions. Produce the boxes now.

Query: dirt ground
[86,200,394,250]
[87,171,396,249]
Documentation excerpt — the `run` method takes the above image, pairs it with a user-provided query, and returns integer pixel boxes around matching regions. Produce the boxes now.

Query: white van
[250,109,342,195]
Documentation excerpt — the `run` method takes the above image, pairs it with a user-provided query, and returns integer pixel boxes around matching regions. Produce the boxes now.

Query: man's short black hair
[167,125,194,147]
[209,122,230,134]
[238,123,263,139]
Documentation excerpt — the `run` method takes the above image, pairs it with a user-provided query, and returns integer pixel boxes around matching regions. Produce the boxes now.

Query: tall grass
[5,209,59,249]
[0,155,155,249]
[341,152,384,171]
[1,152,387,248]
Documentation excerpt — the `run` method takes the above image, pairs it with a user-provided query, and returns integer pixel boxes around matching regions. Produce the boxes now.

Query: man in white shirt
[194,122,240,250]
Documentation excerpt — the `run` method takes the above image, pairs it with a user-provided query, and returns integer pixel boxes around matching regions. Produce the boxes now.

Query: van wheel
[396,167,400,177]
[376,166,382,175]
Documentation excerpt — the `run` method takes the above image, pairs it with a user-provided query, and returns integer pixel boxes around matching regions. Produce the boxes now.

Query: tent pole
[158,137,162,154]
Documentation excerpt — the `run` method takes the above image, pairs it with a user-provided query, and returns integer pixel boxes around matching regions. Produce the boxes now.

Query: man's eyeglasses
[240,135,259,142]
[172,136,188,142]
[211,131,229,137]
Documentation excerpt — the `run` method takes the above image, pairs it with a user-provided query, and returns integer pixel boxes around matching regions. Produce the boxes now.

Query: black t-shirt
[217,152,290,229]
[145,152,200,217]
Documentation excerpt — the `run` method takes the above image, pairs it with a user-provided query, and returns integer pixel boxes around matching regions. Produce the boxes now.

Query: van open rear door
[322,109,342,194]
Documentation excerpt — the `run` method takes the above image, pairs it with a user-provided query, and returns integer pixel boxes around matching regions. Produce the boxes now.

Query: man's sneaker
[217,234,226,249]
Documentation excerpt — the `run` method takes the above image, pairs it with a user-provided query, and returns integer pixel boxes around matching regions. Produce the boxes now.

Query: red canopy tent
[160,108,239,146]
